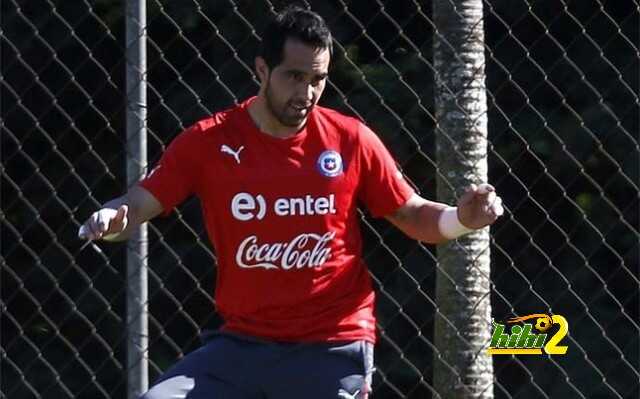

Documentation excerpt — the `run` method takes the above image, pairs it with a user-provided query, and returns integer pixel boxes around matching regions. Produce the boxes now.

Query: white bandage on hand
[77,208,128,241]
[438,207,474,239]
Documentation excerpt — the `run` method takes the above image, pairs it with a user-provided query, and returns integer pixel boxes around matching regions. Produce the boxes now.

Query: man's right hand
[78,205,129,241]
[77,186,163,242]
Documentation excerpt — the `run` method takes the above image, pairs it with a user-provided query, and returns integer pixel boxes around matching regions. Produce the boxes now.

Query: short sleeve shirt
[140,97,414,343]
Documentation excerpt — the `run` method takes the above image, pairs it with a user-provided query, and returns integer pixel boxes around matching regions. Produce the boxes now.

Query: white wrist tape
[438,207,474,239]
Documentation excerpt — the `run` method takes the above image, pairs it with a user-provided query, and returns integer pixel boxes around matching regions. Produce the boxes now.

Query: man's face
[258,38,330,128]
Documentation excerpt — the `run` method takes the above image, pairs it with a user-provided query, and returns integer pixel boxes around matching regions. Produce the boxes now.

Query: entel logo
[231,192,336,221]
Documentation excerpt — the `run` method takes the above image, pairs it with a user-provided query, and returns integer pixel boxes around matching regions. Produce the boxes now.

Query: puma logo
[338,388,360,399]
[220,144,244,164]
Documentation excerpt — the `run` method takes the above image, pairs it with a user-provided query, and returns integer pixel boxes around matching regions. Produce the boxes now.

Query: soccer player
[78,6,503,399]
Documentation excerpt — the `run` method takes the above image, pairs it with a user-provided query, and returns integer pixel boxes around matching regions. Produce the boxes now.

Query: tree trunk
[432,0,494,398]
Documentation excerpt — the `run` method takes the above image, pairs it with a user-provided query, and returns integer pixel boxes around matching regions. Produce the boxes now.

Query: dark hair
[260,5,333,69]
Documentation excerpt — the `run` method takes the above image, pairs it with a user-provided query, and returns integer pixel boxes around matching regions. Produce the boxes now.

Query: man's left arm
[385,183,504,244]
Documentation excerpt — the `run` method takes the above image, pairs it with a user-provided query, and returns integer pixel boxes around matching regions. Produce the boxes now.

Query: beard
[264,81,312,128]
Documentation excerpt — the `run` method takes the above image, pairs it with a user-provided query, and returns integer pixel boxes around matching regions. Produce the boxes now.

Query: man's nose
[296,82,314,102]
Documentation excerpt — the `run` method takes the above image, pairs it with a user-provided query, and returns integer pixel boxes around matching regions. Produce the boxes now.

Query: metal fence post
[125,0,148,398]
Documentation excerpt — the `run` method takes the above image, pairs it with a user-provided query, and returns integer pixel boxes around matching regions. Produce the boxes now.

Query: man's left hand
[457,183,504,230]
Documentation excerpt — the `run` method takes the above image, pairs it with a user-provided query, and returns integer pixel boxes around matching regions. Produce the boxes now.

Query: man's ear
[255,57,270,84]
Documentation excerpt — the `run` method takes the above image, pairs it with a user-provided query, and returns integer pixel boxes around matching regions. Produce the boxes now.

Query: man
[79,6,503,399]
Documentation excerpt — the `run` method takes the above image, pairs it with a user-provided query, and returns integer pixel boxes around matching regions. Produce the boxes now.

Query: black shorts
[140,331,375,399]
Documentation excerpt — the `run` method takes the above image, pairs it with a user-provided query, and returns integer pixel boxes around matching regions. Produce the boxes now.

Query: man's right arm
[78,185,163,242]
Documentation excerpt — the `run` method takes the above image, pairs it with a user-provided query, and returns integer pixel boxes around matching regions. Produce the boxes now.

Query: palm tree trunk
[432,0,494,398]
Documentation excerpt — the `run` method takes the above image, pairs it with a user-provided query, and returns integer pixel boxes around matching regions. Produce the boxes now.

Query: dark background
[2,0,638,398]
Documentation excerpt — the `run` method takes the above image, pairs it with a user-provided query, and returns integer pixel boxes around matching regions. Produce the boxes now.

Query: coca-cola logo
[235,231,336,270]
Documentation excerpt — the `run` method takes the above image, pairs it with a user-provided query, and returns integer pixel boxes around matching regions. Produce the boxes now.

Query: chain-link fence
[2,0,638,398]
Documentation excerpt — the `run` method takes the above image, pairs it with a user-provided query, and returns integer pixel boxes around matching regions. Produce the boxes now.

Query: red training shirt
[139,97,414,343]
